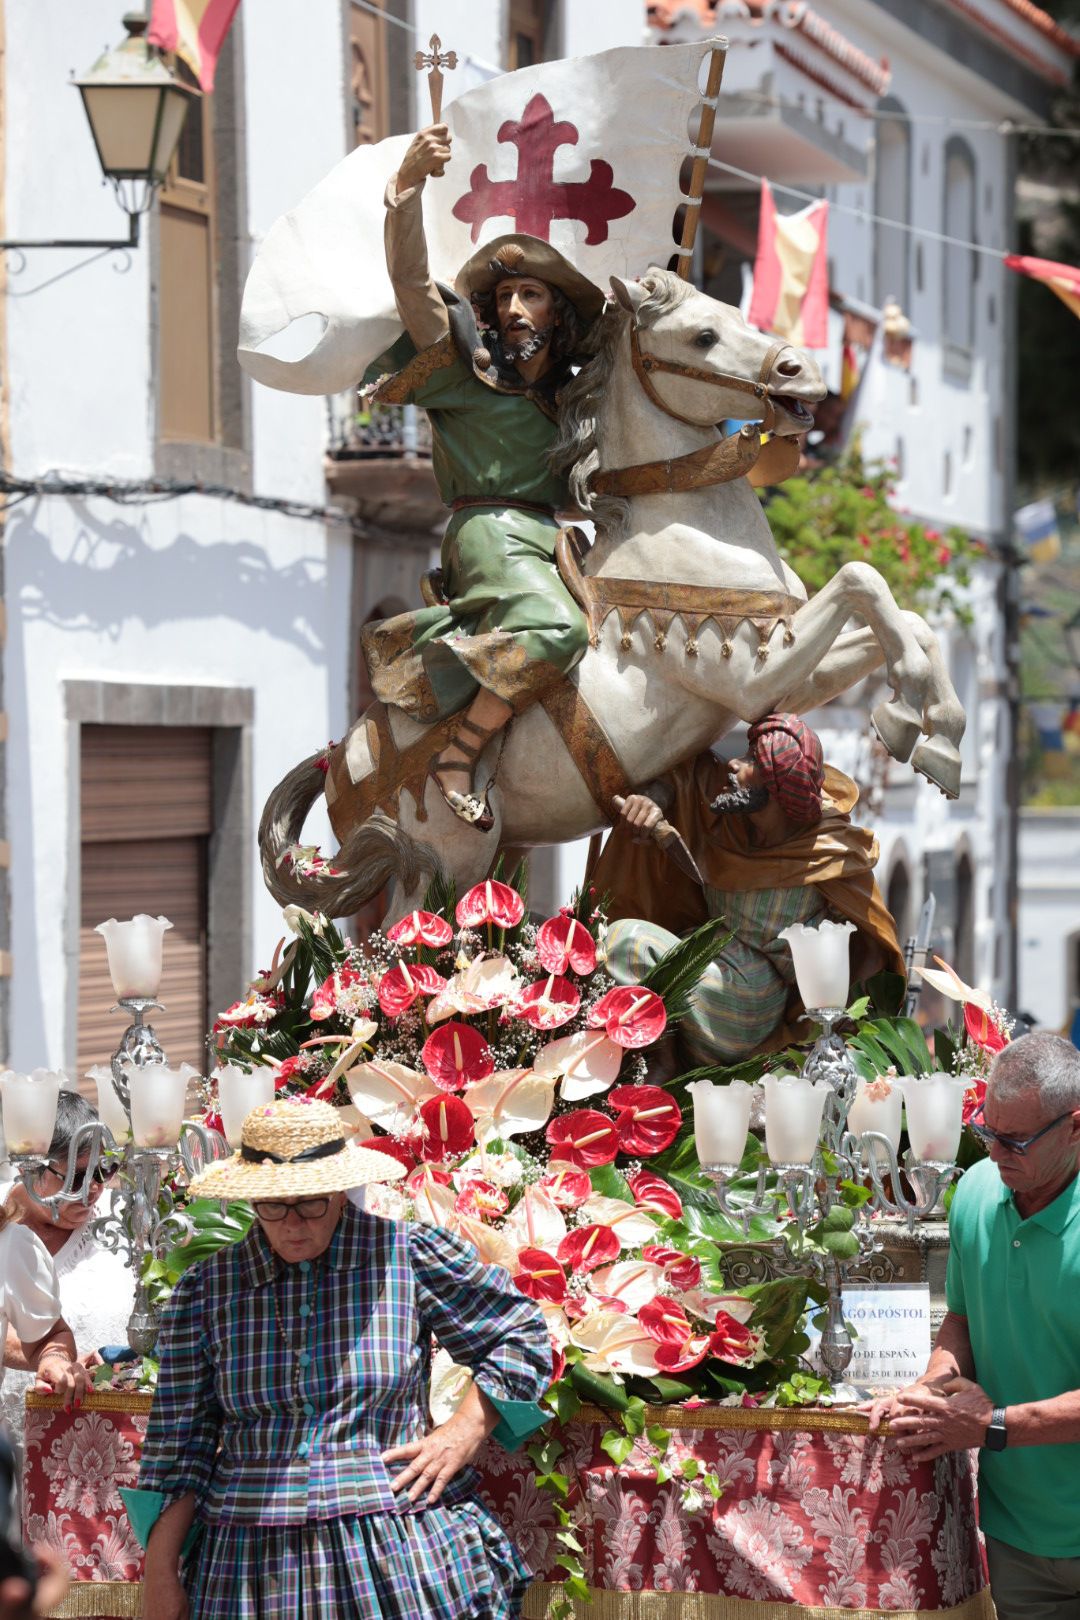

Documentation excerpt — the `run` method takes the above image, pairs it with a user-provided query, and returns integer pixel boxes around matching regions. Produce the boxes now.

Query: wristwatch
[984,1407,1008,1451]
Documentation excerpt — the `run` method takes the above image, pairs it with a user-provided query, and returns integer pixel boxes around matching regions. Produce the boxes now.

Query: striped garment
[602,883,827,1064]
[135,1207,551,1619]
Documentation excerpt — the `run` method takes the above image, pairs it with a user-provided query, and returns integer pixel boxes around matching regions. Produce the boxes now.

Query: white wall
[1018,810,1080,1030]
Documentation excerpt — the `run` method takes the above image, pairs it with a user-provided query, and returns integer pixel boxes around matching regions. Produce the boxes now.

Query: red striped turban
[746,714,825,825]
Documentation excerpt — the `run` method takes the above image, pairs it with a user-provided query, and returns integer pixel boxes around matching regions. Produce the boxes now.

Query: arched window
[943,137,977,358]
[873,97,911,313]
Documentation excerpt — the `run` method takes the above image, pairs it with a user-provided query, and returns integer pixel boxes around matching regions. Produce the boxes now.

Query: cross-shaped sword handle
[414,33,458,140]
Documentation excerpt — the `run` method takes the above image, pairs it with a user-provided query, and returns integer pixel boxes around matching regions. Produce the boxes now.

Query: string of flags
[147,0,242,93]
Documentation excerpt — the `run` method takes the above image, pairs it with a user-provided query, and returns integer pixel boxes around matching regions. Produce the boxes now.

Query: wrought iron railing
[325,393,432,459]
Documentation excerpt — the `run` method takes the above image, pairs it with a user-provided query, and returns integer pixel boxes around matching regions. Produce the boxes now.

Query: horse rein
[629,323,787,433]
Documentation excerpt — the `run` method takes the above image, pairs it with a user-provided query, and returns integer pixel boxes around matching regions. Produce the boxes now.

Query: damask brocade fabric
[22,1397,147,1584]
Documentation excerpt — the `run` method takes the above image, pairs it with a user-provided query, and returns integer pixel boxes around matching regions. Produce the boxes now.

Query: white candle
[900,1073,969,1163]
[763,1073,831,1165]
[0,1070,64,1155]
[85,1063,132,1144]
[777,920,855,1012]
[847,1075,903,1152]
[94,915,172,1000]
[687,1079,759,1168]
[216,1065,276,1147]
[128,1063,198,1149]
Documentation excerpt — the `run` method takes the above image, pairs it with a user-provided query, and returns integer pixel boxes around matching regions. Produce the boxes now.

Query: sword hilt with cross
[414,34,457,177]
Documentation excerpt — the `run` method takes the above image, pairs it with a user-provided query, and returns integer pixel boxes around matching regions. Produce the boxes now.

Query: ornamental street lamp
[0,12,198,255]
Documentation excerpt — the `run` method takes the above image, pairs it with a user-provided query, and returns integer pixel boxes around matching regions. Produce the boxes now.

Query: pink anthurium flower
[607,1085,682,1155]
[545,1109,619,1168]
[536,914,597,977]
[456,880,525,930]
[586,986,667,1048]
[309,964,365,1021]
[557,1223,621,1274]
[377,961,446,1019]
[417,1094,476,1161]
[641,1243,702,1291]
[421,1021,494,1092]
[515,974,581,1031]
[626,1170,683,1220]
[538,1162,592,1210]
[453,1179,508,1221]
[513,1247,568,1303]
[386,909,454,949]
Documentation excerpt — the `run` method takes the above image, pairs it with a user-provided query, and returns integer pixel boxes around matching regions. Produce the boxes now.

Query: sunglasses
[967,1106,1076,1157]
[45,1162,109,1194]
[253,1197,331,1222]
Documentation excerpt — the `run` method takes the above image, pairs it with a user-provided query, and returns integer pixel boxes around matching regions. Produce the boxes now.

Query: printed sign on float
[806,1283,932,1388]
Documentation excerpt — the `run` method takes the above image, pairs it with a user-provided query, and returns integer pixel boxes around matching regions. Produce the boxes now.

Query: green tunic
[361,337,588,721]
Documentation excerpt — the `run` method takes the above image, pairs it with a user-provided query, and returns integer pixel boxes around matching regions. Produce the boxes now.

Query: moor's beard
[710,783,771,816]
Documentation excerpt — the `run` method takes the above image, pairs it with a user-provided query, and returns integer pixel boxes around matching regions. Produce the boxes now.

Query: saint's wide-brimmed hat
[455,235,605,325]
[189,1097,405,1202]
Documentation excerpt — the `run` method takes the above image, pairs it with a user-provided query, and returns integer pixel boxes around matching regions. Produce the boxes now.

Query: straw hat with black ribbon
[189,1098,405,1202]
[455,235,605,326]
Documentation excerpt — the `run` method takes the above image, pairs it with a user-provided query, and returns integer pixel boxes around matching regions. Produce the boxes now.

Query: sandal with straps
[431,716,496,832]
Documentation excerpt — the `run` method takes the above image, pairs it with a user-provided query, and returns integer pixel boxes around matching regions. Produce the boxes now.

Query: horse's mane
[550,269,696,539]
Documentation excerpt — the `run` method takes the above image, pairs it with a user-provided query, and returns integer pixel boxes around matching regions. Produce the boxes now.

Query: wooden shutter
[159,66,217,443]
[78,727,212,1081]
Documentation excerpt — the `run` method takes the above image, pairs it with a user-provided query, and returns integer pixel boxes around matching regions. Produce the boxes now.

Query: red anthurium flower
[546,1109,619,1168]
[586,986,667,1048]
[377,961,446,1019]
[641,1244,702,1291]
[536,915,597,977]
[386,910,453,949]
[310,964,363,1021]
[406,1162,450,1195]
[454,1179,509,1220]
[274,1054,304,1088]
[515,974,581,1031]
[710,1310,761,1365]
[456,880,525,930]
[557,1223,621,1274]
[638,1298,715,1372]
[417,1095,475,1161]
[626,1170,683,1220]
[361,1136,418,1172]
[962,1078,987,1126]
[421,1022,494,1092]
[964,1003,1007,1055]
[655,1333,715,1373]
[608,1086,682,1156]
[513,1248,568,1303]
[549,1337,566,1385]
[539,1163,592,1210]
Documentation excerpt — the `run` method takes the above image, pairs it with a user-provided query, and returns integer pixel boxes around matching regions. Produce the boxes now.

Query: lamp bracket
[0,211,141,255]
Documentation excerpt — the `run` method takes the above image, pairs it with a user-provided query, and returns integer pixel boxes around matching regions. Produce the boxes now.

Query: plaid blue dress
[135,1207,551,1619]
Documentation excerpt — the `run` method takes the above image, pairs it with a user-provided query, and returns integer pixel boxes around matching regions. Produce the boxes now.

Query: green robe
[361,335,589,721]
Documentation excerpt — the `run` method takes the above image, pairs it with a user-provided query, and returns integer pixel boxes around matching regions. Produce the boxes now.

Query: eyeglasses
[253,1197,331,1222]
[967,1106,1076,1157]
[45,1162,108,1194]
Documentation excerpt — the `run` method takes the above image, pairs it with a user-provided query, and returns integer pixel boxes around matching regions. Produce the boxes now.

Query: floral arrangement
[208,872,817,1414]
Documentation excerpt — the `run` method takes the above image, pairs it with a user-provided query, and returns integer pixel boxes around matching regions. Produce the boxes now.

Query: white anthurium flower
[679,1289,756,1326]
[363,1182,409,1222]
[454,1148,524,1189]
[429,1349,474,1426]
[534,1030,623,1102]
[410,1170,458,1230]
[336,1102,374,1138]
[463,1069,556,1142]
[345,1061,437,1134]
[914,955,993,1012]
[588,1260,668,1314]
[570,1310,661,1377]
[539,1303,572,1349]
[581,1194,659,1250]
[453,1214,519,1273]
[504,1186,567,1254]
[426,954,523,1025]
[350,1018,378,1044]
[282,904,326,936]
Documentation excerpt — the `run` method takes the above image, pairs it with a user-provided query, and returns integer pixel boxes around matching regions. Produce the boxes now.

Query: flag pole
[676,39,726,281]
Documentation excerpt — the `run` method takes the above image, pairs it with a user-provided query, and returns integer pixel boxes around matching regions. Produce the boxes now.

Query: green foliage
[639,915,735,1023]
[763,441,977,623]
[588,1163,634,1203]
[140,1200,253,1308]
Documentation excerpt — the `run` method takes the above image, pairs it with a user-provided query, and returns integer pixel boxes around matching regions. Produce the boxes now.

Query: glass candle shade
[847,1075,904,1153]
[900,1073,969,1163]
[763,1073,831,1165]
[0,1070,64,1155]
[687,1079,759,1168]
[776,920,855,1012]
[86,1064,132,1144]
[128,1063,197,1149]
[94,915,172,1000]
[216,1065,276,1148]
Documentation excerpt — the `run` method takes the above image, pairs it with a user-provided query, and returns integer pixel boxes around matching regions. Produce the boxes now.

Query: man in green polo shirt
[869,1033,1080,1620]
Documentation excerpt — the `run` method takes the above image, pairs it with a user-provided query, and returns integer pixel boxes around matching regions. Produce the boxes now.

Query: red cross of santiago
[452,94,635,244]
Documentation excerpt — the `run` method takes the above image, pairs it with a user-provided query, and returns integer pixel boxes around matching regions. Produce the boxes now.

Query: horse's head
[609,269,826,438]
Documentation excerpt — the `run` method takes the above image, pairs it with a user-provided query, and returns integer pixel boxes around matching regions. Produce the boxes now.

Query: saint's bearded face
[495,276,558,359]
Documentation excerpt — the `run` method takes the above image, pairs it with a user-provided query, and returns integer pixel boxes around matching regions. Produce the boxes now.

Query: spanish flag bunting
[1004,253,1080,321]
[147,0,241,93]
[747,179,830,350]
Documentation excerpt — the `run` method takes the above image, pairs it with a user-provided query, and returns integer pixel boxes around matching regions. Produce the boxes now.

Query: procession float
[2,34,1007,1620]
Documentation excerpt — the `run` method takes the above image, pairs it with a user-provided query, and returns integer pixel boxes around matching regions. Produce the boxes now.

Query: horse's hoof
[870,701,922,763]
[911,736,962,800]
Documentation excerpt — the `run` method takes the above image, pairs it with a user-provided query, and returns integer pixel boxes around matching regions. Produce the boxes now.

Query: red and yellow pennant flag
[1004,253,1080,321]
[148,0,241,93]
[747,179,829,350]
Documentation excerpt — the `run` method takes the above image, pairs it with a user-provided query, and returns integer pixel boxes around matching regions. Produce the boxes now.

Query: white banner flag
[238,40,723,396]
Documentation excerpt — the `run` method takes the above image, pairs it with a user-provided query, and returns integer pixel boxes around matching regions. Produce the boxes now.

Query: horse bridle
[629,323,790,433]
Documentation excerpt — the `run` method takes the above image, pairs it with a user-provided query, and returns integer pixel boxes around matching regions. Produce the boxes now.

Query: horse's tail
[258,751,438,918]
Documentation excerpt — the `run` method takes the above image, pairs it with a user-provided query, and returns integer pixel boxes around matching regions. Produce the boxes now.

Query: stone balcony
[324,396,444,533]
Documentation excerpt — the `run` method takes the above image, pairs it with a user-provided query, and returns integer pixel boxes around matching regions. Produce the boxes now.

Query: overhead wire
[0,472,367,534]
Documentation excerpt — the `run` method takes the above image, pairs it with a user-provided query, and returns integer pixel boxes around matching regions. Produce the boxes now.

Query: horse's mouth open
[770,394,817,429]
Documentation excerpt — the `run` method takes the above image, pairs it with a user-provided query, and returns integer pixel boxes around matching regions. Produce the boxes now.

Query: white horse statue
[260,269,965,921]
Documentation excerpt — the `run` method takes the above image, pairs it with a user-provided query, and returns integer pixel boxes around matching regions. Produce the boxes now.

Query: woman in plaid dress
[128,1100,551,1620]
